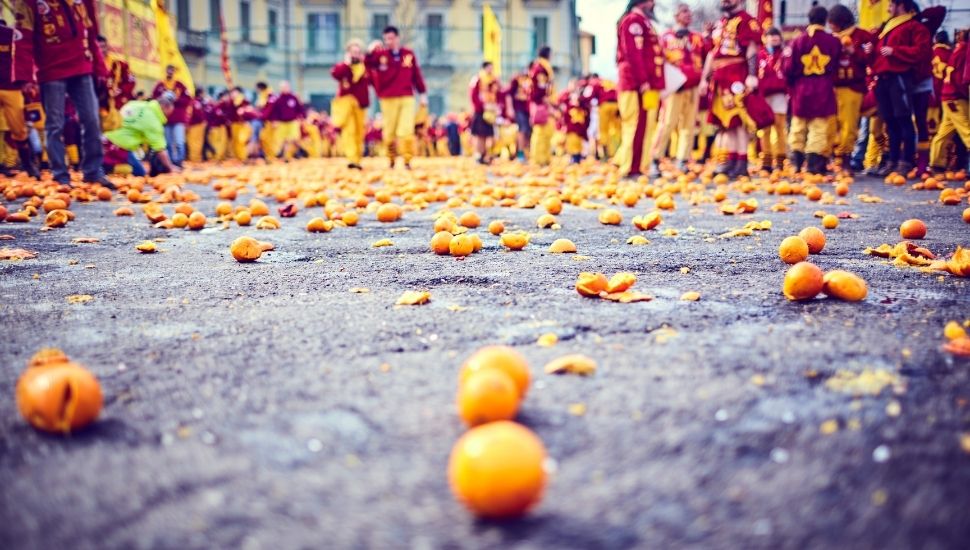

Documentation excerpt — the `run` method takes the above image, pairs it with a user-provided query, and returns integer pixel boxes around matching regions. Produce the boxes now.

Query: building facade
[159,0,581,115]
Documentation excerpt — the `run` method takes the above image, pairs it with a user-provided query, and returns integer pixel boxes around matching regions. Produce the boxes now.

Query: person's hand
[367,40,382,53]
[698,79,709,97]
[861,42,873,55]
[639,82,652,93]
[420,95,428,106]
[783,46,793,57]
[880,46,893,57]
[22,81,38,96]
[744,75,759,91]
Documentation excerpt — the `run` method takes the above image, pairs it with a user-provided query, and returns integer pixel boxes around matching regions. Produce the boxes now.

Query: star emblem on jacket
[801,45,830,76]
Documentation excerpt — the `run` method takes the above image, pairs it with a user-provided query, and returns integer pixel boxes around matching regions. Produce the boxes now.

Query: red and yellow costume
[929,40,969,170]
[331,60,370,165]
[832,26,873,160]
[652,28,705,163]
[756,44,788,167]
[365,46,426,164]
[783,24,842,156]
[708,10,761,129]
[529,58,556,165]
[615,6,664,177]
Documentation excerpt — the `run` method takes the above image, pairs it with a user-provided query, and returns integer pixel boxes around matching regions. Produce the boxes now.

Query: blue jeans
[164,123,186,164]
[28,127,42,155]
[40,74,105,183]
[127,151,146,177]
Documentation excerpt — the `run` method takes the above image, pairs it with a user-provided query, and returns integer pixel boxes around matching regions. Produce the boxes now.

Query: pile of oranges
[449,346,549,519]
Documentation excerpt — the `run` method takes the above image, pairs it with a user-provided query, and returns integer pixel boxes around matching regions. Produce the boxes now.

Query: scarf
[879,13,914,40]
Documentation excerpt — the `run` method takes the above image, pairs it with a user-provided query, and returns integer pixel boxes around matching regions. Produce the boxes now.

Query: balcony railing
[234,41,270,64]
[299,50,343,68]
[177,29,209,56]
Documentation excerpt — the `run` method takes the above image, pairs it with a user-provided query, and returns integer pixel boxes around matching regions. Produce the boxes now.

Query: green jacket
[105,100,168,152]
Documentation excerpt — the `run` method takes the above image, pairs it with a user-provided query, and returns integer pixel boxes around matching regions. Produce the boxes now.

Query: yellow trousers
[928,106,941,137]
[0,89,27,142]
[339,100,366,164]
[230,122,252,160]
[864,116,886,169]
[261,122,278,160]
[834,88,863,157]
[565,133,585,156]
[929,100,970,169]
[759,113,787,160]
[530,120,555,166]
[598,102,621,158]
[274,121,300,160]
[789,116,831,155]
[652,88,697,162]
[186,123,206,162]
[614,90,657,177]
[208,126,228,161]
[379,96,416,162]
[300,125,324,158]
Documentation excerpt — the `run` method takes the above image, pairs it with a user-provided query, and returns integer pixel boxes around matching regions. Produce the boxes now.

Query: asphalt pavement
[1,159,969,549]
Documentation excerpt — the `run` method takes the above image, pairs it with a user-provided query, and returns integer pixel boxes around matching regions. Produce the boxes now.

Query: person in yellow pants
[332,40,371,169]
[614,2,664,178]
[365,27,428,169]
[185,90,207,163]
[527,47,557,166]
[0,85,40,177]
[228,87,254,161]
[928,35,969,172]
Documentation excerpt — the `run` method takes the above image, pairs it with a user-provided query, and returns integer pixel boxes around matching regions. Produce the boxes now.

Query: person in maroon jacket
[14,0,111,187]
[615,0,665,179]
[827,4,874,174]
[505,67,533,161]
[866,0,932,176]
[0,19,39,178]
[366,25,428,169]
[783,6,842,174]
[263,81,305,161]
[331,39,370,169]
[152,65,191,166]
[205,90,230,161]
[186,89,207,162]
[469,61,500,164]
[929,30,969,172]
[757,28,788,171]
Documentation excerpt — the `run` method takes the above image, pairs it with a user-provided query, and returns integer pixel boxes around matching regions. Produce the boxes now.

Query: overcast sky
[577,0,626,80]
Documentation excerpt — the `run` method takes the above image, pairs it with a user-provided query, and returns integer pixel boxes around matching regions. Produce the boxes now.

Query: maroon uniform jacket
[757,47,787,96]
[331,61,371,108]
[616,8,665,93]
[870,14,931,76]
[834,27,873,93]
[941,41,967,102]
[264,92,304,122]
[783,24,841,119]
[930,43,951,107]
[507,72,533,113]
[365,46,427,99]
[661,28,705,90]
[14,0,107,84]
[153,79,192,125]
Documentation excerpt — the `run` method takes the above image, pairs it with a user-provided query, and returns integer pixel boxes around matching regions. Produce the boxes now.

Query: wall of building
[157,0,581,115]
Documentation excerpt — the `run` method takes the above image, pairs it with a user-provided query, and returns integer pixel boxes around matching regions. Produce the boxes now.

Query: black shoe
[714,159,736,176]
[347,163,363,170]
[806,153,827,175]
[895,160,913,176]
[874,161,896,178]
[85,175,117,190]
[729,158,749,178]
[17,142,40,179]
[790,151,805,173]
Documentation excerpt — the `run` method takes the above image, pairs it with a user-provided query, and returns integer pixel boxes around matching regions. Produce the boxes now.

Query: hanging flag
[859,0,891,31]
[482,3,502,76]
[757,0,773,34]
[151,0,194,93]
[220,12,234,88]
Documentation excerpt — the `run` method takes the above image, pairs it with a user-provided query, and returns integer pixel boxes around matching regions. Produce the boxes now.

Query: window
[268,9,278,46]
[240,1,250,42]
[308,13,340,53]
[532,16,549,57]
[310,93,334,113]
[176,0,190,31]
[371,14,389,40]
[429,94,444,117]
[427,14,443,54]
[210,0,221,31]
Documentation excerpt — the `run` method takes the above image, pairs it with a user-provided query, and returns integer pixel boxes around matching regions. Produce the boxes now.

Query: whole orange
[457,369,520,426]
[822,270,868,301]
[798,227,826,254]
[778,236,810,264]
[783,262,824,301]
[460,346,531,398]
[430,231,453,255]
[448,421,547,519]
[449,234,475,257]
[899,219,927,239]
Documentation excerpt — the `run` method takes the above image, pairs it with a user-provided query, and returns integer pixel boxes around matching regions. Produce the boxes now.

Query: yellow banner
[100,0,162,83]
[152,0,195,94]
[483,4,502,77]
[859,0,890,31]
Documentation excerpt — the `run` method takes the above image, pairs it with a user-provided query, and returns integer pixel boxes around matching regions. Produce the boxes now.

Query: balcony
[299,50,343,68]
[177,29,209,56]
[421,49,455,70]
[234,41,270,65]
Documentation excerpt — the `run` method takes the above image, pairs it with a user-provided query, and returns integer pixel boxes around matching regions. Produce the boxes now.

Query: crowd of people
[2,0,968,187]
